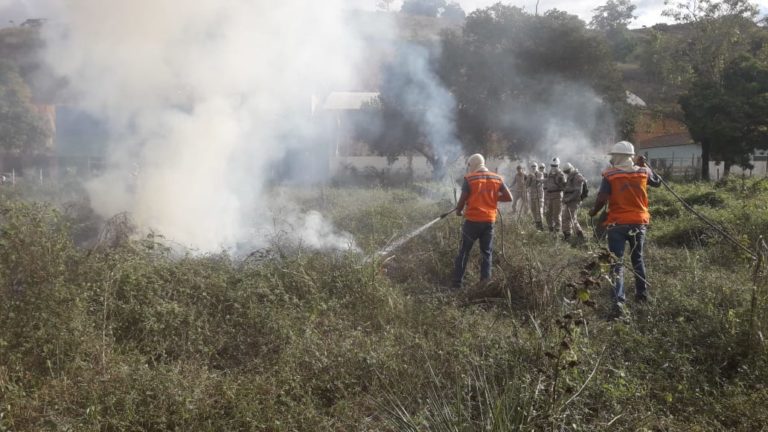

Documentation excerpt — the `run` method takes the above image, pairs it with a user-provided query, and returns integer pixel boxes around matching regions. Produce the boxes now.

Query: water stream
[374,216,444,258]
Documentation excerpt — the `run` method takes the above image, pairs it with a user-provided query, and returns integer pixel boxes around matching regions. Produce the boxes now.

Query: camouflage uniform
[526,168,544,229]
[562,169,586,238]
[544,168,566,232]
[511,170,528,215]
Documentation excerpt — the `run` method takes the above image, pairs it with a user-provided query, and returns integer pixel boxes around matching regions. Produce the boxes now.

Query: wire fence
[649,157,768,181]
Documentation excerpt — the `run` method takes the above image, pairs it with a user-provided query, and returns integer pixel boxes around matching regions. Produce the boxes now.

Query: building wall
[641,144,768,178]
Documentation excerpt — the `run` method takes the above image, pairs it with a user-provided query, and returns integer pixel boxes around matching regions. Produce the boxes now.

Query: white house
[637,132,768,179]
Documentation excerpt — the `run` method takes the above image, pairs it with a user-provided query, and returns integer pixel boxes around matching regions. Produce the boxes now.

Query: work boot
[608,302,629,321]
[576,231,585,240]
[563,232,571,241]
[536,222,544,231]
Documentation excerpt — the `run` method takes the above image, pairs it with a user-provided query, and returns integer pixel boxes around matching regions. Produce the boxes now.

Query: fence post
[750,238,767,355]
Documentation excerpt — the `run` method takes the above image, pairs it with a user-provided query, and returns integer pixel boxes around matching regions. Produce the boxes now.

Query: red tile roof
[636,132,694,149]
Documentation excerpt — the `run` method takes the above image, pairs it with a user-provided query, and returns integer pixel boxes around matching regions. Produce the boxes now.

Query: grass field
[0,178,767,431]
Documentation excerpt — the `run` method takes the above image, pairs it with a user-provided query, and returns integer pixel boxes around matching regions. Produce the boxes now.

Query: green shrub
[0,182,766,431]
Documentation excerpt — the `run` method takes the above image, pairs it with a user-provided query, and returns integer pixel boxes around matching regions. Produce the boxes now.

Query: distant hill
[618,24,694,114]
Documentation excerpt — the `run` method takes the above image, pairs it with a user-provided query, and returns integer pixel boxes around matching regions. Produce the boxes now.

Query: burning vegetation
[0,0,768,430]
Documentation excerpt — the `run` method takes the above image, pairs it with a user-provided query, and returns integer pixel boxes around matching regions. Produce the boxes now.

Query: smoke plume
[497,79,618,179]
[40,1,371,252]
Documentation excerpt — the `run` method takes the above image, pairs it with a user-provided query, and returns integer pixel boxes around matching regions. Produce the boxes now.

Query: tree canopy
[652,0,763,178]
[439,5,626,156]
[681,53,768,175]
[358,43,460,178]
[401,0,446,17]
[590,0,638,61]
[0,61,51,154]
[441,2,466,22]
[590,0,637,31]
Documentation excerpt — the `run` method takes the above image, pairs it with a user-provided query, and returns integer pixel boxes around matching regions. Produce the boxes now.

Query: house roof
[636,132,695,150]
[626,91,647,108]
[322,92,380,111]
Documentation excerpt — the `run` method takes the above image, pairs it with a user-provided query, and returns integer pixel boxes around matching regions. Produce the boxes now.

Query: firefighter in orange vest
[451,154,513,289]
[588,141,661,312]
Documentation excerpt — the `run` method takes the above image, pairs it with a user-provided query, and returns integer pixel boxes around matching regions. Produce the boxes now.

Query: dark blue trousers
[452,221,494,288]
[607,224,648,303]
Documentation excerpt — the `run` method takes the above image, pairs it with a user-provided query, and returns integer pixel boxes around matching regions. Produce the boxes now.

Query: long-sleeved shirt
[512,171,527,192]
[563,170,586,204]
[544,169,566,193]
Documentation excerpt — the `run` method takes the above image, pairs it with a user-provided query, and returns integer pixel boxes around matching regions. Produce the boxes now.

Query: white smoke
[284,211,357,251]
[497,81,617,180]
[538,83,616,180]
[396,43,463,168]
[40,0,367,252]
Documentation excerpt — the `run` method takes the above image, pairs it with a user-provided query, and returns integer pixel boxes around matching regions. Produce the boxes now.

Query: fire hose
[588,176,757,260]
[658,176,758,260]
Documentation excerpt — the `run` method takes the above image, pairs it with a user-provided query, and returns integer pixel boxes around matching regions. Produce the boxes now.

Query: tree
[663,0,759,82]
[441,2,466,22]
[590,0,637,31]
[355,43,461,179]
[681,54,768,177]
[661,0,761,178]
[439,5,626,156]
[0,61,51,154]
[401,0,446,17]
[590,0,638,61]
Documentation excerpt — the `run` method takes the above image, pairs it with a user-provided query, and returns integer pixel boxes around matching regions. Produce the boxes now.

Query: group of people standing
[451,141,660,316]
[510,158,587,240]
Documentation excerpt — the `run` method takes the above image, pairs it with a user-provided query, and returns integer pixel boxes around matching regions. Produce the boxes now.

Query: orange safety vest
[602,166,653,226]
[464,171,504,223]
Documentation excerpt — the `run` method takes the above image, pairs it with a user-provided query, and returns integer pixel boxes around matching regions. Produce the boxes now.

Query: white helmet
[551,157,560,166]
[467,153,486,172]
[563,162,574,173]
[538,163,546,170]
[530,162,538,169]
[610,141,635,156]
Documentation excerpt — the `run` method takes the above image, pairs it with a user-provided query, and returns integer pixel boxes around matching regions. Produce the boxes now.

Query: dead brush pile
[0,183,766,431]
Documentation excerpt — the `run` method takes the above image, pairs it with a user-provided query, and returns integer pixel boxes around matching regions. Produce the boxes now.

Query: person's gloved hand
[456,208,463,217]
[588,208,598,218]
[636,155,648,167]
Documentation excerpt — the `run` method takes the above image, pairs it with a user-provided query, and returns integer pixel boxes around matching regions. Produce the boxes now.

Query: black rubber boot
[563,232,572,241]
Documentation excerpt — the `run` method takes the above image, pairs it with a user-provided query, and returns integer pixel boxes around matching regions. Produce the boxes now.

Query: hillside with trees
[0,26,52,157]
[621,0,768,178]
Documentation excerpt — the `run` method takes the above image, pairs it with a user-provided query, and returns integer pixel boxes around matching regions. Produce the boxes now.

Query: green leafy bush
[0,182,766,431]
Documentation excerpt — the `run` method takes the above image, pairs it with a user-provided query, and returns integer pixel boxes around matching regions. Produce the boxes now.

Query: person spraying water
[450,154,513,289]
[372,154,512,273]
